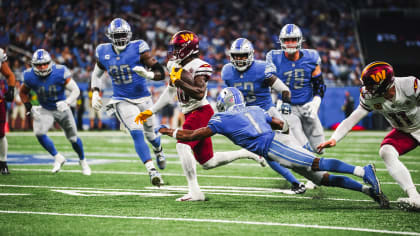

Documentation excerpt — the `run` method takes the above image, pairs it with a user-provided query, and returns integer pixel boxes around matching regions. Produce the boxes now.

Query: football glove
[92,90,102,111]
[134,109,153,125]
[302,96,321,118]
[170,67,183,84]
[56,101,70,112]
[24,102,32,116]
[133,66,155,80]
[281,102,292,115]
[4,86,14,102]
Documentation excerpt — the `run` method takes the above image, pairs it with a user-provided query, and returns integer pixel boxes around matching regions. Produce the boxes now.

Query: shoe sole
[366,164,383,195]
[378,193,390,209]
[151,176,163,187]
[397,201,420,212]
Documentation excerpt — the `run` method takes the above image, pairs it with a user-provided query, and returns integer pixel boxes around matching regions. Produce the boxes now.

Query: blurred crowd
[0,0,417,130]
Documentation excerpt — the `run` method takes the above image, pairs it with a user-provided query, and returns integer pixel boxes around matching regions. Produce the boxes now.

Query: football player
[266,24,326,154]
[135,31,265,201]
[90,18,167,186]
[20,49,91,175]
[158,87,389,208]
[0,48,16,174]
[318,61,420,211]
[221,38,305,194]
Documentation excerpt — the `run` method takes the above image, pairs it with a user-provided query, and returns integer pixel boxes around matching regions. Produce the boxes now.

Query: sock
[176,143,201,194]
[71,137,85,160]
[145,160,156,172]
[130,130,152,163]
[0,137,7,162]
[353,166,365,178]
[203,149,252,169]
[319,158,355,174]
[36,135,58,156]
[380,144,418,197]
[267,160,300,184]
[326,174,363,192]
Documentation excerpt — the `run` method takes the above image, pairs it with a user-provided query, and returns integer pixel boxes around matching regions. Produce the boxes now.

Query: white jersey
[0,48,7,68]
[360,76,420,133]
[176,58,212,114]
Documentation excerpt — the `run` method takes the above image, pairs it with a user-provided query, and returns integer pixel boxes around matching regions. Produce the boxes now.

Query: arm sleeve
[331,105,370,142]
[150,85,177,113]
[311,73,326,98]
[64,79,80,105]
[91,63,105,90]
[271,78,290,94]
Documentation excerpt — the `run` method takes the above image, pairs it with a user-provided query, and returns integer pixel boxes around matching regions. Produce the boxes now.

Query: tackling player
[135,31,265,201]
[90,18,166,186]
[318,61,420,210]
[20,49,91,175]
[158,87,389,208]
[221,38,305,194]
[266,24,326,154]
[0,48,16,174]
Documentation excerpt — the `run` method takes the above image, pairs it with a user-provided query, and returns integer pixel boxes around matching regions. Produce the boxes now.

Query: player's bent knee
[320,173,330,186]
[68,136,78,143]
[202,158,217,170]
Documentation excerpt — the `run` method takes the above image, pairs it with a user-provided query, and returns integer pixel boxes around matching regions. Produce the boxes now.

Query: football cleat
[149,169,164,187]
[79,160,92,176]
[368,187,390,209]
[304,180,318,190]
[176,192,205,202]
[291,183,306,194]
[51,154,66,173]
[0,161,10,175]
[154,147,166,170]
[397,197,420,211]
[363,164,382,195]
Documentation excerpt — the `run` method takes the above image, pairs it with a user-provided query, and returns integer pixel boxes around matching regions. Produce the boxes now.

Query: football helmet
[106,18,132,51]
[32,49,53,77]
[229,38,254,72]
[168,30,199,64]
[279,24,303,54]
[216,87,245,112]
[360,61,394,96]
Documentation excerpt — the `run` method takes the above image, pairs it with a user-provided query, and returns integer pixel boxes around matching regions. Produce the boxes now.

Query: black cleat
[368,187,390,209]
[291,183,306,194]
[0,161,10,175]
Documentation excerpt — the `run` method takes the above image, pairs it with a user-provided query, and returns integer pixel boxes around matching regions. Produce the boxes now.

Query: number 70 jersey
[360,76,420,133]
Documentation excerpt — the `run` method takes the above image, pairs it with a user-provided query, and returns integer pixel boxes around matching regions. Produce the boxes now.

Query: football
[173,68,195,86]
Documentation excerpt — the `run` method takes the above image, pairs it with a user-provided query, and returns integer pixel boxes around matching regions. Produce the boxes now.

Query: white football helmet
[279,24,303,54]
[229,38,254,71]
[32,49,53,77]
[216,87,245,112]
[106,18,132,51]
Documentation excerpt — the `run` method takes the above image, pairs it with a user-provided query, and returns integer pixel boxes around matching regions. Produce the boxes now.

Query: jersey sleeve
[264,111,273,123]
[195,63,213,77]
[138,40,150,54]
[63,66,72,79]
[264,61,276,79]
[207,114,222,134]
[358,92,373,112]
[22,69,32,88]
[221,64,233,86]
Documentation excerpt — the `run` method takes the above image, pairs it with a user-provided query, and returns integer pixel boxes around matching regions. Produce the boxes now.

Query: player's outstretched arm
[317,105,370,152]
[159,126,214,141]
[140,51,165,81]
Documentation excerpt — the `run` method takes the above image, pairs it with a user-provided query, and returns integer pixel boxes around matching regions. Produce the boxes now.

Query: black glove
[24,102,32,116]
[4,86,14,102]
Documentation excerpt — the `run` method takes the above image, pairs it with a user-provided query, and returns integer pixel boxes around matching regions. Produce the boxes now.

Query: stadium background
[1,0,419,131]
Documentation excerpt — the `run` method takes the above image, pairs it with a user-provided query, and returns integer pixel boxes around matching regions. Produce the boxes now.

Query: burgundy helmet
[360,61,394,96]
[168,30,199,63]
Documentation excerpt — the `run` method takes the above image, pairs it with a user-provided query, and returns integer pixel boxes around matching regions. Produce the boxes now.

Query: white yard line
[0,210,418,235]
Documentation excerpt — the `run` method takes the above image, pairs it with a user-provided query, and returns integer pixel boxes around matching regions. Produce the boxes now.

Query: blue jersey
[221,60,276,111]
[208,106,275,157]
[95,40,151,100]
[23,64,69,110]
[266,49,321,105]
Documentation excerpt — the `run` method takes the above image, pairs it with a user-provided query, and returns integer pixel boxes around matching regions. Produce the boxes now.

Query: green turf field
[1,131,419,235]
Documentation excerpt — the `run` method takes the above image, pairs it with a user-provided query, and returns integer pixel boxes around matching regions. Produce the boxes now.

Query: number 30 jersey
[360,76,420,133]
[266,49,321,105]
[176,58,212,114]
[95,40,151,100]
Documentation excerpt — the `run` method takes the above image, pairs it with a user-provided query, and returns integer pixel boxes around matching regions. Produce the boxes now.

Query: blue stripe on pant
[268,140,314,167]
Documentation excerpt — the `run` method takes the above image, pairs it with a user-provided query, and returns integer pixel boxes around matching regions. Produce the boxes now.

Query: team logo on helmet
[168,30,199,63]
[360,61,394,97]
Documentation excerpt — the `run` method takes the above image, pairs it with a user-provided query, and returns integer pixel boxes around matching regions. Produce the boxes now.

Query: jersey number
[388,111,413,127]
[233,82,256,103]
[283,69,305,89]
[244,112,262,134]
[109,65,133,85]
[37,85,58,102]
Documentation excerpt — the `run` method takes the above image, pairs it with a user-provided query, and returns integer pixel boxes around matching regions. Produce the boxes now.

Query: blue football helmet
[216,87,245,112]
[229,38,254,71]
[106,18,132,51]
[31,49,53,77]
[279,24,303,54]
